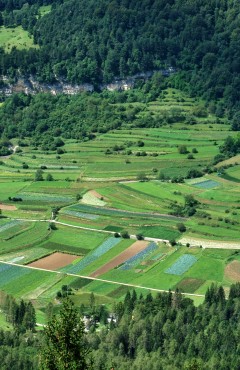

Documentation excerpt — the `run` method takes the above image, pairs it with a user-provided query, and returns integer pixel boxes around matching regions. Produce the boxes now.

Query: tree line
[0,284,239,369]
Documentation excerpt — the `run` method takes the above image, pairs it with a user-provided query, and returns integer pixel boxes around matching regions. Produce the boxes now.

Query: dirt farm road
[7,217,240,248]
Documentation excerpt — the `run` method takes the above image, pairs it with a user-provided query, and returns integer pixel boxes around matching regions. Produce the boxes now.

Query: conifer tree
[40,299,90,370]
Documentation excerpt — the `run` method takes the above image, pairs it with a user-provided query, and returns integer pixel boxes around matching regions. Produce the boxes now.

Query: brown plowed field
[90,240,149,278]
[28,252,79,270]
[225,260,240,281]
[0,204,17,211]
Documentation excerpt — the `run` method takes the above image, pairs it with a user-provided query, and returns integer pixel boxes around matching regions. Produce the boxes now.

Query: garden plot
[192,179,220,189]
[28,252,79,270]
[65,237,122,274]
[165,254,198,275]
[81,191,106,206]
[0,204,17,211]
[175,278,205,293]
[225,261,240,281]
[120,242,158,270]
[0,263,31,288]
[70,203,184,221]
[0,220,23,233]
[62,209,99,220]
[90,240,149,278]
[17,192,74,202]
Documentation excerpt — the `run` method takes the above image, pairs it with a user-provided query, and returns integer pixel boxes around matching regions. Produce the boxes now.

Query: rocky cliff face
[0,68,175,96]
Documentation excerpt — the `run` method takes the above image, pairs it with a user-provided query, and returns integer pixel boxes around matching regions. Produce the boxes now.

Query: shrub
[76,194,82,201]
[48,222,57,230]
[178,145,188,154]
[137,140,144,147]
[121,231,130,239]
[57,148,64,155]
[137,172,148,182]
[177,223,186,232]
[46,174,54,181]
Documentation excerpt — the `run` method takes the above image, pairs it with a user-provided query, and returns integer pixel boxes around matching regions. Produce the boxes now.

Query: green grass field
[0,26,38,52]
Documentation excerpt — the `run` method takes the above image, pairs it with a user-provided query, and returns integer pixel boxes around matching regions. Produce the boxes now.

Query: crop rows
[62,209,99,220]
[18,192,74,202]
[41,165,79,169]
[120,242,158,270]
[165,254,198,275]
[0,263,31,287]
[0,220,23,233]
[70,204,179,220]
[193,180,220,189]
[152,252,163,260]
[65,237,121,274]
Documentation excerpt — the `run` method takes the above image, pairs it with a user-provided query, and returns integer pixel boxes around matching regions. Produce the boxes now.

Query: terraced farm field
[0,88,239,319]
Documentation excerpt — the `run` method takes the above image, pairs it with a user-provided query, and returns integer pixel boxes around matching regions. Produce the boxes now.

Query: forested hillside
[89,284,240,370]
[1,0,240,119]
[1,284,240,370]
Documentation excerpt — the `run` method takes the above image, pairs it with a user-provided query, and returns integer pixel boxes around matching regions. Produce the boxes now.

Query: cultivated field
[28,252,80,270]
[0,88,239,320]
[90,240,149,277]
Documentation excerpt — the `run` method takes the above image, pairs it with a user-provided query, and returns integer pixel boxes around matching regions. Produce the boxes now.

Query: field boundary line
[0,260,205,298]
[8,218,240,248]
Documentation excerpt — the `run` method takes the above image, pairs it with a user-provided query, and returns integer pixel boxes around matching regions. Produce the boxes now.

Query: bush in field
[137,172,148,182]
[57,148,64,154]
[137,140,144,147]
[48,222,57,230]
[35,169,44,181]
[136,233,144,240]
[186,169,203,178]
[46,173,54,181]
[178,145,188,154]
[76,194,82,201]
[177,223,186,232]
[9,196,22,202]
[171,176,184,183]
[121,231,130,239]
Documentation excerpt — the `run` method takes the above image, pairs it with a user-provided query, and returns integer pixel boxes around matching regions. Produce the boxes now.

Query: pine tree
[40,299,91,370]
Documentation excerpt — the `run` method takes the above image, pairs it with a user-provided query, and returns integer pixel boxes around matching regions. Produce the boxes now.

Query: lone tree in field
[35,169,44,181]
[40,299,90,370]
[178,145,188,154]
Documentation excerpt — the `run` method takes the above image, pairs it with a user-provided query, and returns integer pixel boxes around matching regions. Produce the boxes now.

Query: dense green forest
[1,0,240,120]
[0,285,240,369]
[88,284,240,370]
[0,78,168,144]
